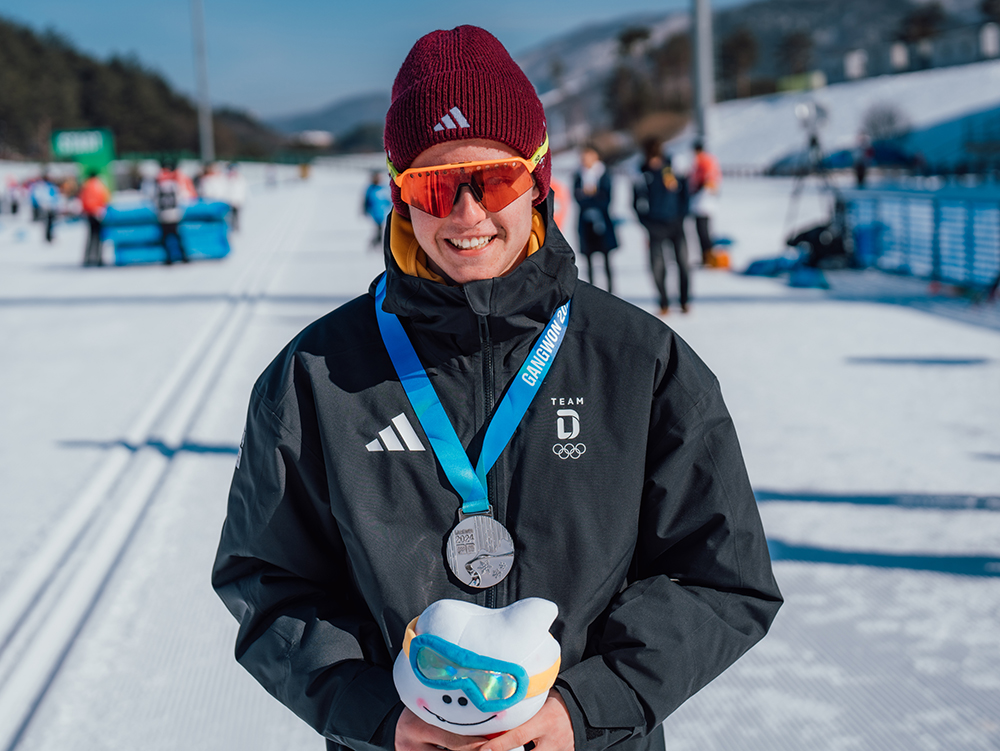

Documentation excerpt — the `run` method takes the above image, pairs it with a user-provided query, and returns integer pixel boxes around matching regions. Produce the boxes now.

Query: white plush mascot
[393,598,561,736]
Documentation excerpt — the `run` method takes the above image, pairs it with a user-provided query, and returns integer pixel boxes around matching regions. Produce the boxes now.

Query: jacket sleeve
[597,173,613,210]
[212,379,403,751]
[632,174,649,219]
[554,337,782,751]
[573,173,587,204]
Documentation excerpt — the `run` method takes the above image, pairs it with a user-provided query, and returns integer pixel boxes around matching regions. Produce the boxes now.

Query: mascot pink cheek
[416,698,428,711]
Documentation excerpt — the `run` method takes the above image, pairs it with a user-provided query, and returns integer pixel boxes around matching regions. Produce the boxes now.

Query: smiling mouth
[447,235,495,250]
[424,708,498,726]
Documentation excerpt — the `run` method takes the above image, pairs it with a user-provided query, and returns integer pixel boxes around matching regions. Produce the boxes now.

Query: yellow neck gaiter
[389,209,546,285]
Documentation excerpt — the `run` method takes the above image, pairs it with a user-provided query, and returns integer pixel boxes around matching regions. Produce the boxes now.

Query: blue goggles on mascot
[401,617,560,713]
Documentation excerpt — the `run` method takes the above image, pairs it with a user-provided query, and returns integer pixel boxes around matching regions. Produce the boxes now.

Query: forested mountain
[0,16,282,160]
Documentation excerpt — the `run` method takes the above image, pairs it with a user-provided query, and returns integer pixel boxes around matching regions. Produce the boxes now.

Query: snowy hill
[514,0,976,146]
[518,12,690,98]
[696,58,1000,170]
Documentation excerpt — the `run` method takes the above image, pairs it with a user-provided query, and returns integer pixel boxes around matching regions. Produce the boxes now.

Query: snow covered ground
[0,160,998,750]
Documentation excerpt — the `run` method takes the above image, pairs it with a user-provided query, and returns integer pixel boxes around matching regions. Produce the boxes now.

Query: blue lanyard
[374,274,570,515]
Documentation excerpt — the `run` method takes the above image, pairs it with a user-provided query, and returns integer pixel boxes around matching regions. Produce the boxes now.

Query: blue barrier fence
[843,185,1000,290]
[102,200,231,266]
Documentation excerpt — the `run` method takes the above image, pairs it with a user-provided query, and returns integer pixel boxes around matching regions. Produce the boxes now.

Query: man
[212,26,781,751]
[79,169,111,266]
[154,158,195,264]
[633,139,690,315]
[688,141,721,266]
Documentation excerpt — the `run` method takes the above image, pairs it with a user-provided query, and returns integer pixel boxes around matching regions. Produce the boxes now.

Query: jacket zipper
[478,314,497,609]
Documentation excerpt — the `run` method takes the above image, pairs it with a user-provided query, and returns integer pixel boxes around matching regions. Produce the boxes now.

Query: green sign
[51,128,116,187]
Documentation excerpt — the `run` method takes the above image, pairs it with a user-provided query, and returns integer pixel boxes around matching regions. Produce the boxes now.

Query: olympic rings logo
[552,443,587,460]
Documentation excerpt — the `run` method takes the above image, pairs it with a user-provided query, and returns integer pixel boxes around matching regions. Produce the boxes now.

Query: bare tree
[652,32,692,111]
[605,26,656,131]
[549,57,565,90]
[861,102,911,142]
[898,2,946,42]
[617,26,651,57]
[605,64,655,130]
[720,27,758,99]
[779,30,813,76]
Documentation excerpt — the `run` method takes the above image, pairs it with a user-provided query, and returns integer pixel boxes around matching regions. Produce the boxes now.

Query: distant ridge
[266,92,391,138]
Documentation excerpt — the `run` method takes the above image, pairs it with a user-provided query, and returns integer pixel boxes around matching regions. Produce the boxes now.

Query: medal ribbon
[374,274,570,515]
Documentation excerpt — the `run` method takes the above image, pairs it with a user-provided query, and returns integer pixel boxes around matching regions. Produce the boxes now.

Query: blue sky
[0,0,751,119]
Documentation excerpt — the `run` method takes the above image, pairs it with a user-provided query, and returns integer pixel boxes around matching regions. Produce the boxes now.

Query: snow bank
[695,59,1000,170]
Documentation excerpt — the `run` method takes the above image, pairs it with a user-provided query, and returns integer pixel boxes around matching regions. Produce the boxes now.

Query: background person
[688,140,721,266]
[633,138,690,315]
[212,25,781,751]
[31,173,59,243]
[198,162,229,203]
[362,170,392,249]
[154,158,196,265]
[572,145,618,292]
[7,176,24,215]
[226,163,248,231]
[79,168,110,266]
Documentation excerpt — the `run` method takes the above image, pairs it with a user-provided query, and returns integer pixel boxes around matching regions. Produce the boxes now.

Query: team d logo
[556,409,579,439]
[553,409,586,459]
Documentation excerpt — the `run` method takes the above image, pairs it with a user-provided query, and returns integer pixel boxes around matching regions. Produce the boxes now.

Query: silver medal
[445,509,515,588]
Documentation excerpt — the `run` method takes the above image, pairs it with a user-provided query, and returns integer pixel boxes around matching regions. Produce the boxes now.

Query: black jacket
[573,170,618,256]
[633,164,688,227]
[212,198,781,751]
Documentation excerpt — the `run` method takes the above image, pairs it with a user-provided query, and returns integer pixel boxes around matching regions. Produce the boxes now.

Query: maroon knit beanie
[384,25,550,218]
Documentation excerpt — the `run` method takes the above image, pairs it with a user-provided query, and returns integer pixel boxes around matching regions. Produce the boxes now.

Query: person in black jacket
[572,146,618,293]
[633,138,690,315]
[212,25,781,751]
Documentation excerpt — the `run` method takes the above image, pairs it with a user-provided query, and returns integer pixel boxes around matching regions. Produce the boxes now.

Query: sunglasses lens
[475,162,535,213]
[400,161,533,218]
[400,168,460,218]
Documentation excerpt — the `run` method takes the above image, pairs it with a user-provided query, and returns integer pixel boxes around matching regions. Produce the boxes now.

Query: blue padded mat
[102,201,231,265]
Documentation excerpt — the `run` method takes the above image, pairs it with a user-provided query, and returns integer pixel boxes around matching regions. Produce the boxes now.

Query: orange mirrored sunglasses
[388,135,548,218]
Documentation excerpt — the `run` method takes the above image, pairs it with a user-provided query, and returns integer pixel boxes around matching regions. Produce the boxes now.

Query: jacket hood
[370,193,578,354]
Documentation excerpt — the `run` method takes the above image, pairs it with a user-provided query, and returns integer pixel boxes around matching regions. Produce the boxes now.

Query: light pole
[191,0,215,164]
[692,0,715,146]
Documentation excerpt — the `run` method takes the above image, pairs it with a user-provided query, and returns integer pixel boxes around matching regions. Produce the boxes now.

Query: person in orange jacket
[688,141,721,265]
[79,169,111,266]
